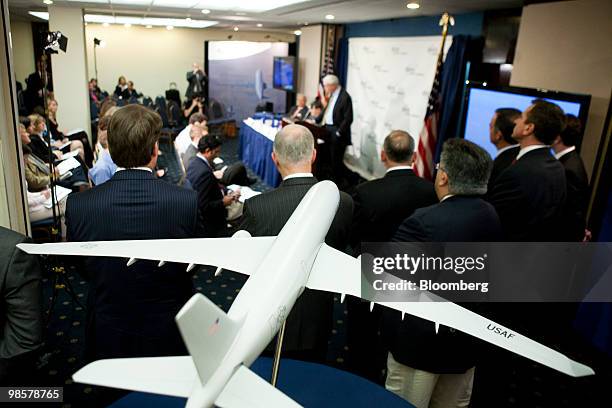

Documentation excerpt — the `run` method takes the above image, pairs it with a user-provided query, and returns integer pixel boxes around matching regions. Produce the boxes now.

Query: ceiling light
[102,22,110,27]
[304,22,309,25]
[28,11,49,20]
[166,25,174,30]
[294,30,302,36]
[406,2,420,9]
[233,26,239,31]
[201,9,211,14]
[145,24,153,28]
[256,23,263,27]
[43,0,53,5]
[325,14,335,20]
[186,17,192,22]
[124,23,132,27]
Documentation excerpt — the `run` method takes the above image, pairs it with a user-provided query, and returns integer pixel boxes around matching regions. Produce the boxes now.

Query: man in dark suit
[186,135,238,237]
[321,74,353,186]
[488,100,567,241]
[25,58,47,112]
[287,93,309,121]
[239,124,353,363]
[0,227,43,385]
[488,107,521,191]
[66,105,199,361]
[186,63,207,100]
[552,114,590,241]
[384,139,501,408]
[347,130,437,383]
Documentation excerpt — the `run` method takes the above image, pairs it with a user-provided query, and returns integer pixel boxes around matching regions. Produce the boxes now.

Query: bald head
[272,124,316,176]
[382,130,415,167]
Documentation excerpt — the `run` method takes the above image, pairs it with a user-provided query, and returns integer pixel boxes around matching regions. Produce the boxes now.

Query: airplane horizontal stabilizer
[72,356,196,397]
[215,365,301,408]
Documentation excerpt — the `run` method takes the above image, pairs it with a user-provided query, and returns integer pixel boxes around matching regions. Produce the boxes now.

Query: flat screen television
[461,83,591,159]
[273,56,296,92]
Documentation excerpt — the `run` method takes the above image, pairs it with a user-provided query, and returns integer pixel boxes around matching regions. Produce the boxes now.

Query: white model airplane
[18,181,594,408]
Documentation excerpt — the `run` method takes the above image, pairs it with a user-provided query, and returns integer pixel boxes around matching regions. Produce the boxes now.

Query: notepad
[43,185,72,208]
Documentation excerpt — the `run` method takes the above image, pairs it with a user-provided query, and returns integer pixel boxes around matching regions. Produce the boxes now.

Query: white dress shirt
[496,144,519,158]
[323,87,341,126]
[386,165,413,174]
[174,125,192,156]
[115,166,153,173]
[283,172,313,181]
[554,146,576,160]
[516,144,549,160]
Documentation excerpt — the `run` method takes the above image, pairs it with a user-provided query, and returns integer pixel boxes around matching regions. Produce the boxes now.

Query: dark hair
[20,116,31,128]
[189,112,207,125]
[559,114,582,147]
[383,130,415,163]
[526,99,565,144]
[197,135,222,153]
[107,105,162,168]
[311,100,323,110]
[440,138,493,195]
[494,108,521,144]
[98,115,111,131]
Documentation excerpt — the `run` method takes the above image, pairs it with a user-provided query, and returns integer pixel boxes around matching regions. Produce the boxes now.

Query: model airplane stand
[107,357,415,408]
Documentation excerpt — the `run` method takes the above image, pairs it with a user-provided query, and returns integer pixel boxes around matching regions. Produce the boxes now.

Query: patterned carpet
[34,135,611,407]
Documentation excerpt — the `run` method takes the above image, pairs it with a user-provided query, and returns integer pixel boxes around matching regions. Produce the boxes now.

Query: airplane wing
[73,358,301,407]
[215,365,301,408]
[73,356,197,397]
[17,236,275,276]
[306,244,595,378]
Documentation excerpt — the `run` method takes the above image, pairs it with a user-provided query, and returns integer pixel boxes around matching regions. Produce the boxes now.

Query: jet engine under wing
[306,244,595,378]
[73,356,197,397]
[215,365,301,408]
[17,237,276,276]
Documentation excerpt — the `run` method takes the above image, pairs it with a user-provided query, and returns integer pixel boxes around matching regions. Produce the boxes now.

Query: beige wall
[511,0,612,179]
[85,24,295,99]
[10,20,34,86]
[297,25,322,103]
[49,6,92,137]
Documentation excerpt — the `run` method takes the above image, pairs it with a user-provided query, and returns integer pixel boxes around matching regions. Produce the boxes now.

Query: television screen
[462,84,591,159]
[273,56,296,91]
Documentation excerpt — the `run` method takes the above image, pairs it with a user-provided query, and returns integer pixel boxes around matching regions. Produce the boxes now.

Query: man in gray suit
[0,227,43,384]
[239,124,353,363]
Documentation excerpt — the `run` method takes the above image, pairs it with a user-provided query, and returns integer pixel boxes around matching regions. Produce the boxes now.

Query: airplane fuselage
[187,181,341,407]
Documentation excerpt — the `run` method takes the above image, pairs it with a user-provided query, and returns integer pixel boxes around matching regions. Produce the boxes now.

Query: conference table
[239,117,282,188]
[108,357,414,408]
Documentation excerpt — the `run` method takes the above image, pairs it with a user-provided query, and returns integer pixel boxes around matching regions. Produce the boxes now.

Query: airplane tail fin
[176,293,242,385]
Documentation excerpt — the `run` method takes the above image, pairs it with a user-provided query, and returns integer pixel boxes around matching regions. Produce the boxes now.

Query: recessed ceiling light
[186,17,192,22]
[304,22,309,25]
[166,25,174,30]
[406,2,420,9]
[201,9,211,14]
[145,24,152,28]
[233,26,239,31]
[325,14,335,20]
[43,0,53,5]
[236,12,246,16]
[294,30,302,36]
[102,22,110,27]
[124,23,131,27]
[256,23,263,27]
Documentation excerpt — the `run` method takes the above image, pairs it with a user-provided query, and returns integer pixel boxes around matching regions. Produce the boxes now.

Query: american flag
[317,25,338,105]
[413,49,444,180]
[414,13,453,180]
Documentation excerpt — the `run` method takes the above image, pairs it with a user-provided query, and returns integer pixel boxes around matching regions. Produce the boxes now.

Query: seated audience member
[89,116,117,186]
[239,124,353,363]
[0,227,44,385]
[89,78,102,103]
[347,130,437,383]
[187,135,239,237]
[65,104,199,361]
[28,114,84,162]
[181,124,206,170]
[487,107,521,190]
[99,99,117,118]
[288,93,309,120]
[183,96,205,121]
[304,100,323,124]
[26,186,67,238]
[385,139,502,408]
[113,76,128,99]
[47,98,94,166]
[488,99,567,241]
[175,112,207,157]
[552,114,590,241]
[125,81,140,99]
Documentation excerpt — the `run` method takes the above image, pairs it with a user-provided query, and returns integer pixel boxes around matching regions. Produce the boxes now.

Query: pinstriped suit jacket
[239,176,353,352]
[66,169,198,360]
